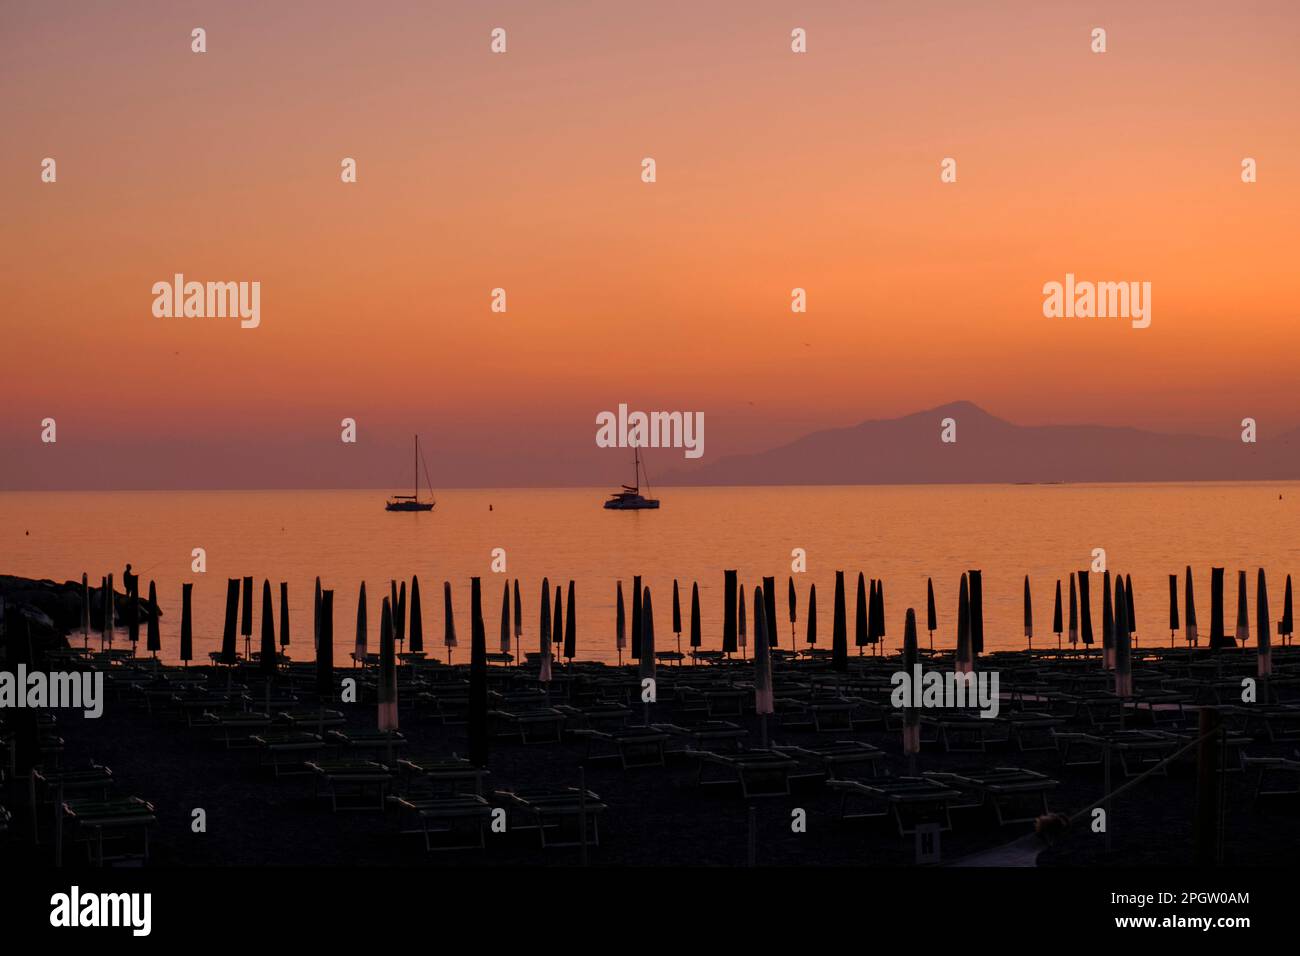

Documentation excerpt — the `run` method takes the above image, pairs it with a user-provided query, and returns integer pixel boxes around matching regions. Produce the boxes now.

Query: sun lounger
[922,768,1058,825]
[326,730,407,756]
[555,703,632,732]
[276,708,346,729]
[826,777,963,836]
[307,760,394,812]
[388,792,493,851]
[62,796,156,866]
[1222,704,1300,743]
[920,712,1008,752]
[573,727,669,769]
[1005,712,1067,751]
[494,787,607,848]
[396,756,488,795]
[250,733,325,777]
[195,710,272,748]
[491,707,566,744]
[685,749,798,798]
[651,721,748,753]
[773,741,885,781]
[1061,730,1184,777]
[1242,756,1300,803]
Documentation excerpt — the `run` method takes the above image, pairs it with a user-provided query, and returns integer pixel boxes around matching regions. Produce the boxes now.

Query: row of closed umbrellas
[75,566,1295,673]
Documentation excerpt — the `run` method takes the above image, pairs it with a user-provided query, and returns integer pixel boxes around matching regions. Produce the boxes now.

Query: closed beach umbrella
[221,578,239,664]
[564,580,576,661]
[259,579,276,675]
[499,581,511,656]
[390,580,399,637]
[616,581,626,655]
[763,576,778,652]
[1052,580,1063,646]
[443,581,458,652]
[1114,576,1132,698]
[127,572,140,648]
[378,597,398,731]
[903,608,920,755]
[409,577,424,654]
[180,582,193,664]
[956,573,972,673]
[316,589,334,700]
[240,575,253,647]
[1257,568,1272,677]
[552,584,563,654]
[640,586,656,685]
[1125,575,1136,637]
[788,577,797,646]
[967,571,982,655]
[396,581,407,647]
[854,573,868,652]
[101,575,111,646]
[513,580,522,642]
[753,586,774,722]
[927,578,937,642]
[1023,575,1033,647]
[689,582,702,650]
[1185,566,1199,646]
[1101,569,1114,668]
[831,570,848,671]
[469,577,489,766]
[81,573,90,644]
[738,583,748,652]
[874,579,888,648]
[672,580,682,638]
[147,580,161,655]
[722,570,738,654]
[313,576,321,651]
[1235,571,1250,644]
[631,574,643,660]
[279,582,290,649]
[806,583,817,646]
[1168,574,1180,645]
[538,578,552,683]
[355,582,368,661]
[1210,567,1228,648]
[1281,575,1294,644]
[1068,574,1078,645]
[1078,571,1094,647]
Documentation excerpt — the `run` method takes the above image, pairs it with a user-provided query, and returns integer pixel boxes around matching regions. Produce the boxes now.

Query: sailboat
[386,434,436,512]
[603,447,660,510]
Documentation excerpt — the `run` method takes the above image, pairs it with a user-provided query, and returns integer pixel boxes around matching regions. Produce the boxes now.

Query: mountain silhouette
[663,401,1300,486]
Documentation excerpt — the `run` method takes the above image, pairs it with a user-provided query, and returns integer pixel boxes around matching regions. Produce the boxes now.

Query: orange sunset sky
[2,0,1298,488]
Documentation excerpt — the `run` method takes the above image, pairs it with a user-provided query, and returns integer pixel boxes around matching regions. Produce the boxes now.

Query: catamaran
[604,447,660,510]
[386,434,436,512]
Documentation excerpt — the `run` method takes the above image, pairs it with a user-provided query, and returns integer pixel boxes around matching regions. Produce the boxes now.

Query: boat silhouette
[604,447,660,510]
[386,434,436,512]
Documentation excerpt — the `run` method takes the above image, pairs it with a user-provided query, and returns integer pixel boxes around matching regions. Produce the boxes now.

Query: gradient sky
[3,1,1298,489]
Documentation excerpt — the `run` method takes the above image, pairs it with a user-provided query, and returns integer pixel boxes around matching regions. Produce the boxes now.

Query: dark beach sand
[10,650,1300,868]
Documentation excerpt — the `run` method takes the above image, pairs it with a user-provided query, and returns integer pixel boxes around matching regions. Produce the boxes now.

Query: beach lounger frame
[826,778,961,837]
[685,749,798,798]
[494,788,607,848]
[388,793,493,851]
[62,796,156,866]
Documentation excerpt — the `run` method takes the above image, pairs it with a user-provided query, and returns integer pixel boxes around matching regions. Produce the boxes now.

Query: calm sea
[3,483,1297,664]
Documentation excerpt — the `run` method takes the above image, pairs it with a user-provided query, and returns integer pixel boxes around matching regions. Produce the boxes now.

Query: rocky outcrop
[0,574,158,649]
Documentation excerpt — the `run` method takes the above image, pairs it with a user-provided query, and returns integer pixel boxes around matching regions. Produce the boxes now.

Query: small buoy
[489,504,493,511]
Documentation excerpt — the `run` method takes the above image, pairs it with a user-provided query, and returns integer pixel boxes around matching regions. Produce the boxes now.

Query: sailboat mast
[414,435,419,499]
